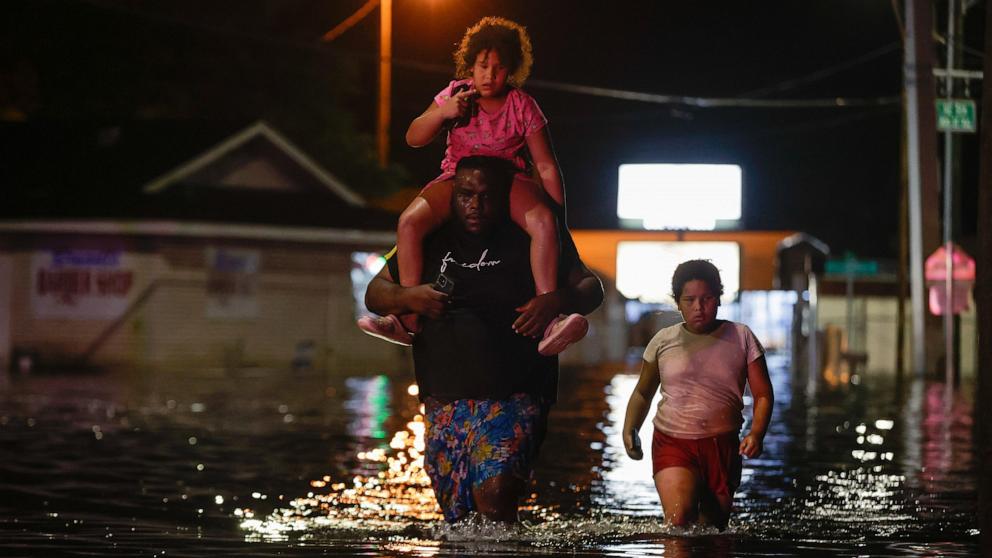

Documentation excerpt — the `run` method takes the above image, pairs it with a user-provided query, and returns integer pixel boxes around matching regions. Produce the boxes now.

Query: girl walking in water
[623,260,773,529]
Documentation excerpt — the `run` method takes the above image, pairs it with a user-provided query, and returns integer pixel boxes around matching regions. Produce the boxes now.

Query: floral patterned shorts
[423,393,543,523]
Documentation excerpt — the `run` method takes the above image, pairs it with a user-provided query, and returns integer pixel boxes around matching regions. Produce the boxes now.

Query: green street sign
[936,99,977,133]
[825,259,879,276]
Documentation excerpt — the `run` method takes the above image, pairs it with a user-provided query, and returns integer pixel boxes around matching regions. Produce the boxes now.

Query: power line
[69,0,902,111]
[321,0,379,43]
[550,103,899,137]
[934,32,987,60]
[737,42,902,98]
[524,78,899,109]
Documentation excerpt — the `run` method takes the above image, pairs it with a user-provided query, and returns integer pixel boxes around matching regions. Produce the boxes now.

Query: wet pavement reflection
[0,355,980,557]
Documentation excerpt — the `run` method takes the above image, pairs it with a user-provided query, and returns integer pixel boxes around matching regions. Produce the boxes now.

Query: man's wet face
[452,168,507,234]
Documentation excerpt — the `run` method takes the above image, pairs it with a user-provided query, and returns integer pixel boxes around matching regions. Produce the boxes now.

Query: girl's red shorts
[651,429,743,500]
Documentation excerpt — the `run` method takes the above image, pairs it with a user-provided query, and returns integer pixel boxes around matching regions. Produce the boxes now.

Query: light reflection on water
[239,410,441,540]
[0,358,981,557]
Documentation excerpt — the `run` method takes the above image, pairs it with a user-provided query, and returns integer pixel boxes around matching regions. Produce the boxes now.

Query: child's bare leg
[508,176,558,296]
[697,489,732,530]
[654,467,700,527]
[396,180,453,331]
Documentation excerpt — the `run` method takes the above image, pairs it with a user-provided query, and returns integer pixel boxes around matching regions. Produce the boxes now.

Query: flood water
[0,354,980,557]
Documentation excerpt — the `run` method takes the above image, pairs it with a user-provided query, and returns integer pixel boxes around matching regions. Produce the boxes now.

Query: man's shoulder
[421,222,465,251]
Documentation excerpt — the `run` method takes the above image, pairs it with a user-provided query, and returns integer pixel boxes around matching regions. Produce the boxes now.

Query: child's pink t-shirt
[643,321,765,439]
[434,79,548,178]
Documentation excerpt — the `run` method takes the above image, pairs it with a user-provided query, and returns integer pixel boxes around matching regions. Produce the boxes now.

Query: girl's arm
[406,103,447,147]
[739,355,773,458]
[406,88,476,147]
[525,126,565,206]
[622,358,661,460]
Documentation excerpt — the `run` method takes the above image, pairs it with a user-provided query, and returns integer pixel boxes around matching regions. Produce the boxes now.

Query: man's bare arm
[561,260,605,316]
[365,265,448,319]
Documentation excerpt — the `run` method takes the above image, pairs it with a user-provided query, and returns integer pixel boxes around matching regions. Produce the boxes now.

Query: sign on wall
[206,247,260,319]
[31,250,135,319]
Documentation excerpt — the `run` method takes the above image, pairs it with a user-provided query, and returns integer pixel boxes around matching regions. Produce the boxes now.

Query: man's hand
[401,284,449,320]
[513,291,564,337]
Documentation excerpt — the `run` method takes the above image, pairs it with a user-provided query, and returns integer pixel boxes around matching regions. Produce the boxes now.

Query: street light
[322,0,392,167]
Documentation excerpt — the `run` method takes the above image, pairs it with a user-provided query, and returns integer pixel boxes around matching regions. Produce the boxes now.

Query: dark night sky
[3,0,986,259]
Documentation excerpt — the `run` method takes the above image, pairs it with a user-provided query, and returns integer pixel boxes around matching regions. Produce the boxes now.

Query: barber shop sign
[31,250,135,319]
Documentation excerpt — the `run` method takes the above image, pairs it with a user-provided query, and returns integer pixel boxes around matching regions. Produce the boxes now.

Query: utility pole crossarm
[321,0,380,43]
[934,68,984,80]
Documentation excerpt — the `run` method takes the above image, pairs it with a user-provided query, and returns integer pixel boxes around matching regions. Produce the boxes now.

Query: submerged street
[0,356,978,557]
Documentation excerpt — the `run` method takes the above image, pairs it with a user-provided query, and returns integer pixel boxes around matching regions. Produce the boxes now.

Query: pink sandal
[538,313,589,356]
[357,314,413,346]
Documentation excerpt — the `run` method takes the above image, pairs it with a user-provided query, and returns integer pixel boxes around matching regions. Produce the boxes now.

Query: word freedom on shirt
[439,249,502,273]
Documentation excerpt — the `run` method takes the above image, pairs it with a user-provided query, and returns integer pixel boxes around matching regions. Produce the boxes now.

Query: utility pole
[941,0,957,387]
[903,0,943,375]
[976,0,992,549]
[897,99,908,381]
[320,0,392,167]
[377,0,392,167]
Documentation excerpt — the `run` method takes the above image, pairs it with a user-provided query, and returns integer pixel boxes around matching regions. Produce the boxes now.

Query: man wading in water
[364,155,603,523]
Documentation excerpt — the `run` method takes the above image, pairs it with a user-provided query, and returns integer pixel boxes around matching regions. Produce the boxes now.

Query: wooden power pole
[976,0,992,550]
[903,0,943,375]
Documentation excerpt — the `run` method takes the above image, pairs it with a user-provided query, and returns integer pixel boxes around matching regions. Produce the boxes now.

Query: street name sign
[936,99,977,133]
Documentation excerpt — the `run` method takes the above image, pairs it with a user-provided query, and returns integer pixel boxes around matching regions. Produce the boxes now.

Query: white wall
[3,240,411,376]
[0,255,11,374]
[817,294,977,377]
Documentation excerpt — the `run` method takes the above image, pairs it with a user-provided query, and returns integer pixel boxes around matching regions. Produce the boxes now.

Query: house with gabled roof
[0,120,411,375]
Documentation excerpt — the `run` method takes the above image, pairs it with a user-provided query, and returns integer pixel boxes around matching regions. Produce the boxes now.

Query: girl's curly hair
[453,17,533,87]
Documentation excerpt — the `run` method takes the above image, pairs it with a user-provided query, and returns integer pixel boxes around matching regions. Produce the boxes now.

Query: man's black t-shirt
[385,217,580,403]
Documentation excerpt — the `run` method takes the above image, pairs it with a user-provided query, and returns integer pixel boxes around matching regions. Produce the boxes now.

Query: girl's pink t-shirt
[434,79,548,177]
[644,321,765,439]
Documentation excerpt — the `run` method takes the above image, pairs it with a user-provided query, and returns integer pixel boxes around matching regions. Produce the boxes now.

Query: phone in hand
[448,83,478,129]
[433,272,455,296]
[629,427,643,459]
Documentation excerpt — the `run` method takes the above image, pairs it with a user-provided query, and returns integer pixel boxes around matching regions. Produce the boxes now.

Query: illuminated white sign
[617,164,742,230]
[616,241,740,304]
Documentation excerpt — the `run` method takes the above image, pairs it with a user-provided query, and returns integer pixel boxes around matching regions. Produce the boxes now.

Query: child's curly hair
[453,17,533,87]
[672,260,724,303]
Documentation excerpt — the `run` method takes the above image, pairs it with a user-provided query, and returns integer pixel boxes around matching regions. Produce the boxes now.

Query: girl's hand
[623,427,643,460]
[738,432,764,458]
[439,88,477,120]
